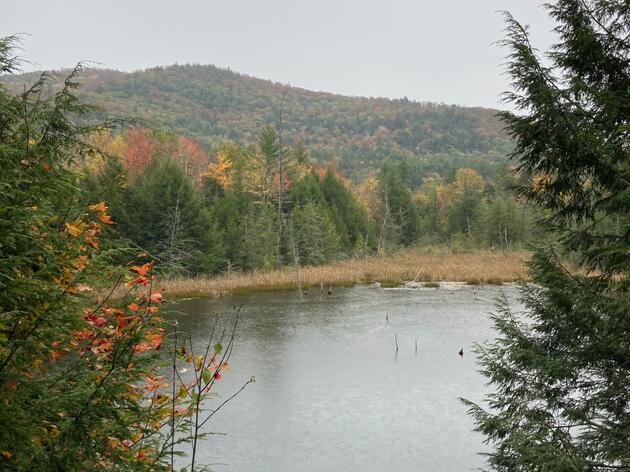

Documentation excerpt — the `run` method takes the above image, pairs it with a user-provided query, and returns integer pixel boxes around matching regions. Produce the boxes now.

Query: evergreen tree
[243,204,279,269]
[122,157,224,274]
[291,171,326,206]
[0,40,229,471]
[464,2,630,470]
[446,168,485,238]
[210,190,250,271]
[378,164,419,247]
[291,201,340,265]
[80,155,133,259]
[320,169,369,253]
[291,169,371,255]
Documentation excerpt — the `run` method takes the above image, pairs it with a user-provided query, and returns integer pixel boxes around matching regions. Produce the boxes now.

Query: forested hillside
[1,62,534,277]
[2,64,511,178]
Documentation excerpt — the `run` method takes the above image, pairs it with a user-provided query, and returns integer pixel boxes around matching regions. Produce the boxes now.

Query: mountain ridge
[2,63,512,177]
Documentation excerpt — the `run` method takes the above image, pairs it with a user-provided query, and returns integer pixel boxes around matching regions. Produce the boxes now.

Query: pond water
[163,283,522,471]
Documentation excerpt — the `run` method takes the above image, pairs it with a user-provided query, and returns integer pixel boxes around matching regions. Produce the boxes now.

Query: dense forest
[2,64,511,180]
[78,125,540,276]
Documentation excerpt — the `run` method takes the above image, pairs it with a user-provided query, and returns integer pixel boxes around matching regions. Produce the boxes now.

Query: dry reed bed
[159,249,530,298]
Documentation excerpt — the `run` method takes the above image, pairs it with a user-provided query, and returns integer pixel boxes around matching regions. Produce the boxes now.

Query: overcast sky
[3,0,556,109]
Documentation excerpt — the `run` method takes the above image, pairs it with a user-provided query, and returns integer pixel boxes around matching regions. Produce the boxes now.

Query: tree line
[79,125,540,277]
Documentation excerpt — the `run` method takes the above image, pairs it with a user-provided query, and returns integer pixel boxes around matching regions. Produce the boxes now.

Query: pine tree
[122,157,224,274]
[378,164,419,246]
[291,202,340,265]
[243,204,279,269]
[0,39,171,471]
[464,2,630,470]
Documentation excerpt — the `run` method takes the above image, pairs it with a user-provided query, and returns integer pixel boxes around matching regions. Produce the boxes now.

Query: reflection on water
[163,283,521,472]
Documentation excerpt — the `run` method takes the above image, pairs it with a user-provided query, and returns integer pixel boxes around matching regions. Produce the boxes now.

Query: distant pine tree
[291,201,340,265]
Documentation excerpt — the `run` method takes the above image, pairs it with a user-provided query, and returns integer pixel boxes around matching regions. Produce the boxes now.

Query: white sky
[3,0,556,109]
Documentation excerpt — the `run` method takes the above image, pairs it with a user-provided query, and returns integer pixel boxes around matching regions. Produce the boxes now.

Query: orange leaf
[148,332,163,350]
[91,338,113,354]
[133,342,151,353]
[127,276,149,287]
[115,314,134,329]
[72,328,95,339]
[85,314,108,327]
[71,255,88,270]
[103,307,124,315]
[49,349,64,362]
[99,214,114,225]
[106,437,121,449]
[130,263,153,277]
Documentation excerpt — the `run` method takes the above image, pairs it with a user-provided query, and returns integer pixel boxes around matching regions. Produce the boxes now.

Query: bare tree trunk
[168,194,181,253]
[377,183,389,255]
[465,207,471,237]
[365,213,370,254]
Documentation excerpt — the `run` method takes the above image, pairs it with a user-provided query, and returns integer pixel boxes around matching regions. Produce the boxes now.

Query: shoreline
[156,248,530,300]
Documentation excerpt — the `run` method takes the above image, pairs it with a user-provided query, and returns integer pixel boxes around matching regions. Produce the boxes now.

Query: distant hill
[2,64,512,178]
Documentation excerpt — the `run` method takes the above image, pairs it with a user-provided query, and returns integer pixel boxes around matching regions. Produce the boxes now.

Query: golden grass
[156,248,530,299]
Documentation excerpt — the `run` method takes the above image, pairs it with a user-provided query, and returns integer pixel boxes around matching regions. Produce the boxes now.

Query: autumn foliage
[0,39,245,471]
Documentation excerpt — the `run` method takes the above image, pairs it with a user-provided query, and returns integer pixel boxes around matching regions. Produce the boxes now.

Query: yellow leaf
[64,221,85,237]
[153,393,169,405]
[88,201,107,214]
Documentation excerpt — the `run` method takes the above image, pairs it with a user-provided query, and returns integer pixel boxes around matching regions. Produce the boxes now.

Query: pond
[163,283,523,471]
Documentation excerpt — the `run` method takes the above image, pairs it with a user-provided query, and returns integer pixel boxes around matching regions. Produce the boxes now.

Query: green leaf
[202,370,211,384]
[213,342,222,353]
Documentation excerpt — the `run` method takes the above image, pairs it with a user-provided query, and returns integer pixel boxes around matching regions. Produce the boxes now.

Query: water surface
[164,283,521,471]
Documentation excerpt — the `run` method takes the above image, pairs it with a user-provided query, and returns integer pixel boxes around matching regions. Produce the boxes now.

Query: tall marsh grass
[156,248,530,299]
